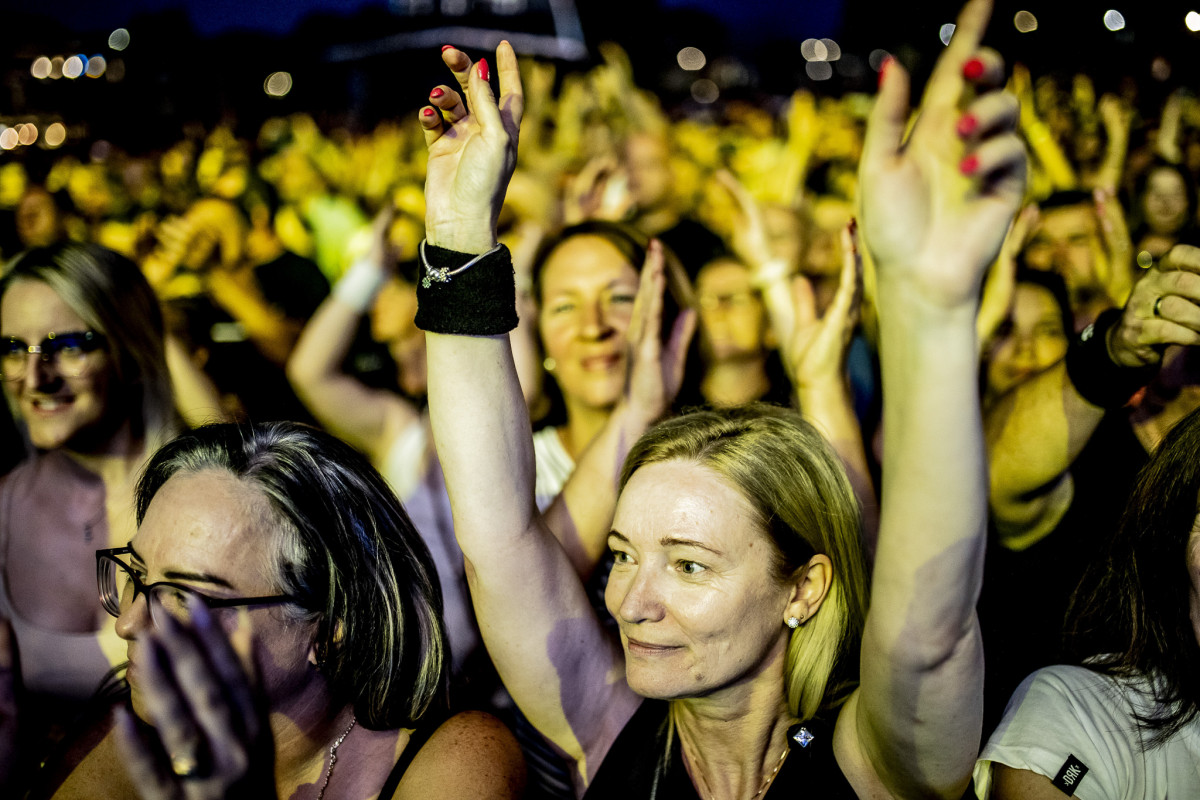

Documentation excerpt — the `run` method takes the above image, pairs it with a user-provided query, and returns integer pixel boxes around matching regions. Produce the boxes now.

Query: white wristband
[750,259,792,290]
[333,258,387,312]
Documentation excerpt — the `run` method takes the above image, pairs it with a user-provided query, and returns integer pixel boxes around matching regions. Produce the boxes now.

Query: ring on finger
[1153,296,1165,317]
[170,752,204,780]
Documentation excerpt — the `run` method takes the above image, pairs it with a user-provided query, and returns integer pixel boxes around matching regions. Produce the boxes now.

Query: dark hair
[1,243,176,445]
[1013,265,1074,336]
[134,422,449,729]
[1064,404,1200,745]
[530,220,651,305]
[1039,189,1095,213]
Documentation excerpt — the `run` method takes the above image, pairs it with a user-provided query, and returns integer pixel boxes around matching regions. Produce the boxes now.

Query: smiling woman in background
[0,243,179,789]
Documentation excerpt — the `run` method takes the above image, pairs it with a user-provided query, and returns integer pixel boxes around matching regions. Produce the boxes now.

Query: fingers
[419,105,446,149]
[441,45,473,98]
[1159,244,1200,276]
[791,273,818,328]
[114,707,180,799]
[429,85,468,126]
[861,56,911,171]
[956,89,1017,143]
[828,223,863,331]
[960,131,1025,186]
[924,0,995,110]
[496,40,525,138]
[629,239,665,350]
[664,308,698,396]
[182,599,261,743]
[134,635,211,779]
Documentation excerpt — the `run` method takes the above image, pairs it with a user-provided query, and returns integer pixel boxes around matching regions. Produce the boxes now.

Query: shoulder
[392,711,526,800]
[974,666,1138,800]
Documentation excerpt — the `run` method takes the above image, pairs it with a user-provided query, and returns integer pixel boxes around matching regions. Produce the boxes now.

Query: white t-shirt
[532,426,575,511]
[974,664,1200,799]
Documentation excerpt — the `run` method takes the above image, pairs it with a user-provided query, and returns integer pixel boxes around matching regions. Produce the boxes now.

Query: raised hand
[860,0,1025,309]
[421,42,524,254]
[623,240,696,423]
[787,222,861,391]
[114,601,274,800]
[1108,244,1200,367]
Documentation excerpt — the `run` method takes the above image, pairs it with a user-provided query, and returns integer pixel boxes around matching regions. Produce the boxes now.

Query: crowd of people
[2,0,1200,796]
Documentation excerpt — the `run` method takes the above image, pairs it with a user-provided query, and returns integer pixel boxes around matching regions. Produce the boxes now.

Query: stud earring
[786,616,801,629]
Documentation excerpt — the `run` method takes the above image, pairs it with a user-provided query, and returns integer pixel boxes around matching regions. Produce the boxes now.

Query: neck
[670,653,795,800]
[63,420,144,479]
[270,694,356,793]
[559,400,614,461]
[701,358,770,407]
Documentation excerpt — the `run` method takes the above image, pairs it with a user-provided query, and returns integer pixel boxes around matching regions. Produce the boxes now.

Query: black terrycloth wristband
[1065,307,1157,408]
[415,242,518,335]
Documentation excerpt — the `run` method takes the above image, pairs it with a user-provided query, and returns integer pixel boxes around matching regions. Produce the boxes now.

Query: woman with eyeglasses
[0,243,180,789]
[44,422,524,799]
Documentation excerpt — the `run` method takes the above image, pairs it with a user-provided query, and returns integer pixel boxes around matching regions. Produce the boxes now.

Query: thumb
[861,57,911,173]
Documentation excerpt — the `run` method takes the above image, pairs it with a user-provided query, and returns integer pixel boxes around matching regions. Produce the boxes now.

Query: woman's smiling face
[605,460,798,702]
[1,279,120,452]
[537,235,640,413]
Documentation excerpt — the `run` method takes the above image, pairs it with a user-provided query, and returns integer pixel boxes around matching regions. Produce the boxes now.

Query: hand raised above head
[859,0,1026,312]
[1109,244,1200,367]
[420,42,524,255]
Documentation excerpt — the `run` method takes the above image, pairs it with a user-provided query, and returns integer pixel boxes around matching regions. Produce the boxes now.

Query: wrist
[425,219,498,255]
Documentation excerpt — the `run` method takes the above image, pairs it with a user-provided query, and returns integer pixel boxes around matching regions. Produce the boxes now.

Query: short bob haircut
[619,404,869,721]
[1064,403,1200,745]
[134,422,449,729]
[1,243,176,446]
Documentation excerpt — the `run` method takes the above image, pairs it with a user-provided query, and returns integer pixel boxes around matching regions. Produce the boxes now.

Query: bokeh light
[801,39,828,62]
[63,55,86,79]
[86,55,107,78]
[44,122,66,148]
[677,47,706,71]
[1014,11,1038,33]
[1137,251,1154,268]
[1187,11,1200,32]
[690,79,719,104]
[17,124,38,146]
[0,129,18,151]
[1104,10,1126,31]
[109,28,130,51]
[820,39,842,61]
[31,57,51,79]
[940,23,956,45]
[1151,57,1171,81]
[49,57,64,80]
[868,49,891,71]
[806,61,833,81]
[264,71,293,97]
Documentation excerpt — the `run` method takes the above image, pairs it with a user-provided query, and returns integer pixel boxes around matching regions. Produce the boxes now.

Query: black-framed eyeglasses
[96,547,296,627]
[0,330,107,382]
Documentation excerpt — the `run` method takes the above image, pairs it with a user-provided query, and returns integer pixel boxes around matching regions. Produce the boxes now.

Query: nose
[612,564,665,626]
[114,593,152,642]
[579,299,615,341]
[22,351,60,391]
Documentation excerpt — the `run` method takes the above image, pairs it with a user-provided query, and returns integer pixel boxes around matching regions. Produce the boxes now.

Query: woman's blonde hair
[620,404,868,720]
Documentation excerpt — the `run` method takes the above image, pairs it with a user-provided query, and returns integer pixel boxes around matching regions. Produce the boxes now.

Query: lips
[579,353,621,372]
[625,636,682,656]
[28,395,74,413]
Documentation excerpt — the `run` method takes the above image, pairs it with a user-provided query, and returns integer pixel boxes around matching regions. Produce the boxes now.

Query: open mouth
[29,396,75,413]
[580,354,621,372]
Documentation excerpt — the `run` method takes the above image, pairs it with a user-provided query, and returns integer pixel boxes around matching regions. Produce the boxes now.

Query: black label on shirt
[1051,754,1089,795]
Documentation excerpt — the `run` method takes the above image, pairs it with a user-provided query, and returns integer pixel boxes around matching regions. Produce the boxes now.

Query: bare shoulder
[393,711,527,800]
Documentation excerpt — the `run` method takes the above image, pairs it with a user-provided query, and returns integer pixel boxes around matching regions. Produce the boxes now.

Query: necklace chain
[315,713,357,800]
[682,735,791,800]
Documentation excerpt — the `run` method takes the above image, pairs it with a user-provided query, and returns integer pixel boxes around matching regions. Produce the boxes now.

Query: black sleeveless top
[582,700,857,799]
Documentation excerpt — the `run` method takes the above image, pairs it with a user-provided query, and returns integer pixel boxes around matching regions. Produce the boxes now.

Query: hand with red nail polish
[963,57,985,81]
[430,87,444,99]
[956,114,978,137]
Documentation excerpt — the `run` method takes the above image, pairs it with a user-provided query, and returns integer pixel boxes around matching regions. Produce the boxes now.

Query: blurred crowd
[3,33,1200,797]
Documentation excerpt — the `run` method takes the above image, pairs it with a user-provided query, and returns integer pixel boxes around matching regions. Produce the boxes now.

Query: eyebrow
[607,530,724,556]
[127,541,236,589]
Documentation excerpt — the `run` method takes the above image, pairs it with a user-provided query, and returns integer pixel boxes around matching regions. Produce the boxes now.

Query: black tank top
[582,700,857,799]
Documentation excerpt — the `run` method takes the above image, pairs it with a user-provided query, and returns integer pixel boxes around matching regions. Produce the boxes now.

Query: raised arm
[419,43,639,783]
[987,245,1200,546]
[840,1,1025,797]
[286,210,419,462]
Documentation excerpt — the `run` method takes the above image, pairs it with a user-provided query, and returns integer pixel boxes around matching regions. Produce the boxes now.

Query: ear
[784,554,833,626]
[307,618,346,668]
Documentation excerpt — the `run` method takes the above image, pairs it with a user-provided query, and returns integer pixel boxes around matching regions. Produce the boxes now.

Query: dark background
[2,0,1197,149]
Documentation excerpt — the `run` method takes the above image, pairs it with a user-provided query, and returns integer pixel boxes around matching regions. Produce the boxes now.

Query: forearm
[427,332,539,553]
[795,379,879,550]
[165,335,230,426]
[206,272,298,365]
[286,295,365,400]
[542,400,656,578]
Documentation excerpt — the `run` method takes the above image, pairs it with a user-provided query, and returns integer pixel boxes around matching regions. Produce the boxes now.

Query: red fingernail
[956,114,978,137]
[441,45,454,52]
[960,154,980,176]
[878,56,893,88]
[477,58,489,82]
[963,58,985,81]
[430,87,444,99]
[422,108,436,117]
